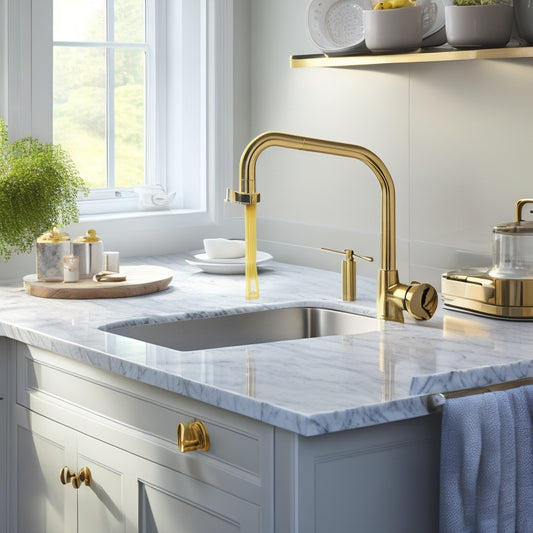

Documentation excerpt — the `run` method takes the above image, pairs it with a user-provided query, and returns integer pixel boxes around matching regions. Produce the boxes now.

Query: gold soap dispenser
[323,248,374,301]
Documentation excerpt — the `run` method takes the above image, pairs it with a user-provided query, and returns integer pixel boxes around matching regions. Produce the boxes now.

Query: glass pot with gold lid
[489,199,533,279]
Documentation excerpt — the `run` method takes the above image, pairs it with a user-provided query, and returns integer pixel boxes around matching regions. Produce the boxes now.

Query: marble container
[73,229,105,279]
[35,228,71,281]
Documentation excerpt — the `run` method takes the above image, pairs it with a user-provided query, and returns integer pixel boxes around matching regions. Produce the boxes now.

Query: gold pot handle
[516,199,533,222]
[59,466,92,489]
[177,420,210,453]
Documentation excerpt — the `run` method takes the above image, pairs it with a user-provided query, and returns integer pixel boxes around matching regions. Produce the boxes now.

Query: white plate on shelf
[307,0,372,55]
[185,251,273,274]
[421,0,445,46]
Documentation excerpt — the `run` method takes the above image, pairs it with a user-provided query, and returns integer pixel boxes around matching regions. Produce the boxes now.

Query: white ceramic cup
[203,238,246,259]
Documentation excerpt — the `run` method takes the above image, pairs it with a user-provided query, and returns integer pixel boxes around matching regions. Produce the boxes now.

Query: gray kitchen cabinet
[9,342,271,533]
[13,407,261,533]
[7,340,441,532]
[0,338,7,533]
[273,417,441,532]
[13,406,133,533]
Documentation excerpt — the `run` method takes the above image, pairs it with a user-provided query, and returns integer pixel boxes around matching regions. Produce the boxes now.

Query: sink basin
[105,307,379,352]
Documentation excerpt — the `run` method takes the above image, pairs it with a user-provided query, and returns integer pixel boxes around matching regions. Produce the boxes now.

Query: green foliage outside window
[53,0,146,190]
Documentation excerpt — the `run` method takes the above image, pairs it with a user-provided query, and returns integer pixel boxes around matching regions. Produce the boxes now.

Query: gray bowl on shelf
[445,4,513,49]
[364,5,423,53]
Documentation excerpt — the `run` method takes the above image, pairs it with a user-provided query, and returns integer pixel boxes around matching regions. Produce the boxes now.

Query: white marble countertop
[1,253,533,436]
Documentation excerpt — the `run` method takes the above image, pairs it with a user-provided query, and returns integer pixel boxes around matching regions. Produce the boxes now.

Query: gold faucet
[226,131,437,322]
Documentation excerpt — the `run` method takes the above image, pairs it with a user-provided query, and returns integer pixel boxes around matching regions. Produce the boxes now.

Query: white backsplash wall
[248,0,533,288]
[2,0,531,290]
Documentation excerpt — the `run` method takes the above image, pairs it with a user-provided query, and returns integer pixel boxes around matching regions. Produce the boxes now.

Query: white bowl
[364,5,423,53]
[445,4,513,49]
[203,238,246,260]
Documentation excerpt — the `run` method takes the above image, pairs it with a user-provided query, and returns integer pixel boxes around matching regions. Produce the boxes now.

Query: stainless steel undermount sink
[104,307,379,352]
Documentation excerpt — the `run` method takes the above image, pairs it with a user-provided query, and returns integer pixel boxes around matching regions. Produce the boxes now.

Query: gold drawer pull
[59,466,92,489]
[177,420,210,453]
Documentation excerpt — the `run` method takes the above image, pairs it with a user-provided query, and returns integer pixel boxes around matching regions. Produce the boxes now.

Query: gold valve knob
[59,466,92,489]
[177,420,210,453]
[404,282,438,320]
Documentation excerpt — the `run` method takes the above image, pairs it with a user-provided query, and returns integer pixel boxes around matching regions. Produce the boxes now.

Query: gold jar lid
[74,229,102,243]
[37,227,70,243]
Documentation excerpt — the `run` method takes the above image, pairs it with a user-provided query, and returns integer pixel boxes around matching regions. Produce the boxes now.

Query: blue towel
[440,385,533,533]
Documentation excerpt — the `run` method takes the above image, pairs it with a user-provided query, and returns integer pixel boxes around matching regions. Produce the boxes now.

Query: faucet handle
[322,248,373,301]
[404,282,438,320]
[322,248,373,263]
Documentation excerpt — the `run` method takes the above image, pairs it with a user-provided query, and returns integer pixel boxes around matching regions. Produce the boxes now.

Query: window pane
[114,49,145,188]
[115,0,145,42]
[53,47,107,188]
[53,0,106,42]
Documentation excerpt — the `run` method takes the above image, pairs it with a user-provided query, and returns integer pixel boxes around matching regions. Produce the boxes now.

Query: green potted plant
[0,117,89,261]
[445,0,514,48]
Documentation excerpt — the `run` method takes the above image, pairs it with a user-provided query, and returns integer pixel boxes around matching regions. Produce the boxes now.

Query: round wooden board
[23,265,174,299]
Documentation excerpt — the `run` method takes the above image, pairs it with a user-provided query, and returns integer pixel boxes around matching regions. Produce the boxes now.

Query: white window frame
[4,0,233,225]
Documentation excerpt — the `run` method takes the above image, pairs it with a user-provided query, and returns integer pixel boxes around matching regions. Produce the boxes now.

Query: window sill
[79,208,210,225]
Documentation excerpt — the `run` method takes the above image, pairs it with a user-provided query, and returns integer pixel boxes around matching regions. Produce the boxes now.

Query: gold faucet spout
[227,131,437,322]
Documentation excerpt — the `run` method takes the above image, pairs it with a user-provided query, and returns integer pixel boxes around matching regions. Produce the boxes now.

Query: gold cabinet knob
[59,466,92,489]
[59,466,76,486]
[177,420,210,453]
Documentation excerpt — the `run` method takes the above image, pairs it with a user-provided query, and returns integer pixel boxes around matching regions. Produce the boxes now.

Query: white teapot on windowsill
[134,185,176,211]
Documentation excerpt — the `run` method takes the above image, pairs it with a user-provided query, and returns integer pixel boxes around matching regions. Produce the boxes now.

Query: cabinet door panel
[14,408,138,533]
[15,408,77,533]
[77,457,126,533]
[139,463,260,533]
[77,436,138,533]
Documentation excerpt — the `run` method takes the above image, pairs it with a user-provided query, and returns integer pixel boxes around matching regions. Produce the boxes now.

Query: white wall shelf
[290,45,533,68]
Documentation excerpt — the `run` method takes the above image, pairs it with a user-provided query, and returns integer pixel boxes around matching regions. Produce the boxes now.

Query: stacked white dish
[421,0,446,46]
[306,0,445,55]
[307,0,371,55]
[186,239,273,274]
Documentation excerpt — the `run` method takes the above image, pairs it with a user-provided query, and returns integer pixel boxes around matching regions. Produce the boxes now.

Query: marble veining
[1,253,533,436]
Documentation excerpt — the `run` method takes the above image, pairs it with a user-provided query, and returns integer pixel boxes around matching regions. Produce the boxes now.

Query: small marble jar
[73,229,105,279]
[36,228,71,281]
